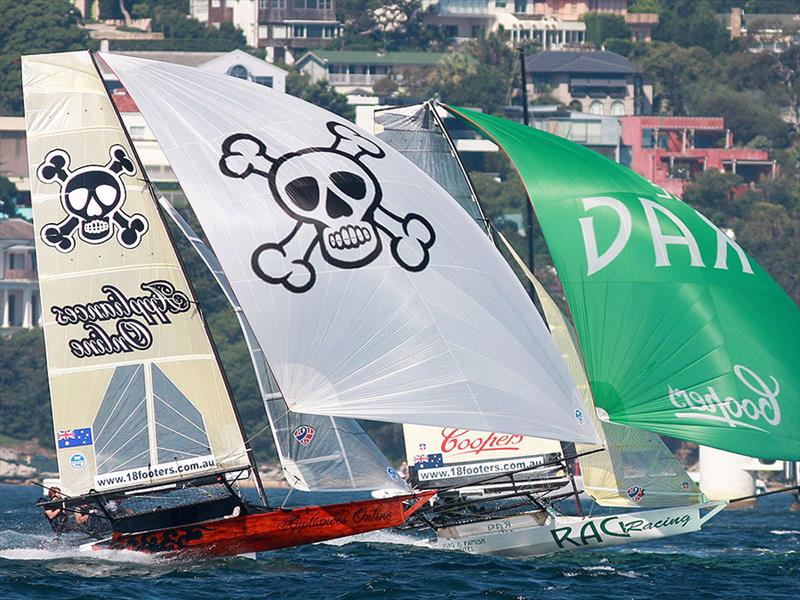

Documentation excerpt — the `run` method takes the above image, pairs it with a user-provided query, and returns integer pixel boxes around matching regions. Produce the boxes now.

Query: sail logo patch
[51,280,192,359]
[667,365,782,432]
[69,453,86,470]
[57,427,93,449]
[36,145,148,252]
[292,425,316,446]
[626,486,645,502]
[218,122,436,293]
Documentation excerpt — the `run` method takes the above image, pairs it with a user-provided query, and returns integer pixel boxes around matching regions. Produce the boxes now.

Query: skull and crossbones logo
[37,145,149,253]
[219,122,436,293]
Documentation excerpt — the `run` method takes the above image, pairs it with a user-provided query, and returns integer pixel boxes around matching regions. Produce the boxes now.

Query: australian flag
[415,453,444,469]
[57,427,93,449]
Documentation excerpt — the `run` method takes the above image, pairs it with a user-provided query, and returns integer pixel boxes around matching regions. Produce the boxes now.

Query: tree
[286,71,355,121]
[682,170,744,225]
[630,42,716,114]
[334,0,443,51]
[0,176,18,217]
[583,14,632,48]
[653,0,731,55]
[0,0,90,115]
[689,85,793,147]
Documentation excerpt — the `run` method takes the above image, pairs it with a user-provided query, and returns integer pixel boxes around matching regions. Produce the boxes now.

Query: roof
[526,51,637,75]
[110,88,139,113]
[298,50,446,68]
[197,49,288,76]
[110,51,228,67]
[0,219,33,241]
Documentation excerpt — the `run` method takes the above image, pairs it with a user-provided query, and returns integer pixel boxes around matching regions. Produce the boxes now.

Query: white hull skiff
[433,502,727,557]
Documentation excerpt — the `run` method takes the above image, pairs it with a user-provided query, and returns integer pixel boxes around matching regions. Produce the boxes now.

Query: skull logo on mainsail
[219,122,436,293]
[36,145,149,252]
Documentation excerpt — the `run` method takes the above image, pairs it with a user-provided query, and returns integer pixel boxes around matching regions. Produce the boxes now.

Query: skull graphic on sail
[219,122,436,293]
[37,145,149,252]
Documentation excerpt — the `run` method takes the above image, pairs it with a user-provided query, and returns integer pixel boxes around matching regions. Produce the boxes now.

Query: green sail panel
[445,105,800,461]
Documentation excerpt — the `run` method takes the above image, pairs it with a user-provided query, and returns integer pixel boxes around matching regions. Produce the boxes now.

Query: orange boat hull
[94,491,435,557]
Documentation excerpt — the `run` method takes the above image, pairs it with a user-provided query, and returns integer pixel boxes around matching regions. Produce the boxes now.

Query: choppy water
[1,484,797,599]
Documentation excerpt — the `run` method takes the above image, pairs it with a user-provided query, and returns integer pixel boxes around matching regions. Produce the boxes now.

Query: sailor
[43,487,68,532]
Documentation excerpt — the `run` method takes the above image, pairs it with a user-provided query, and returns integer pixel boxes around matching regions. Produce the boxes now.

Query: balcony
[328,73,379,85]
[3,268,37,281]
[260,8,337,23]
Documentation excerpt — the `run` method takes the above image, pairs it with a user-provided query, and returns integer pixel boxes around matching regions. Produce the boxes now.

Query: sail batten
[446,104,799,462]
[103,52,598,444]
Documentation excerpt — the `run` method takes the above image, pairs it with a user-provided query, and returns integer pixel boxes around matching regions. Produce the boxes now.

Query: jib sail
[160,198,408,494]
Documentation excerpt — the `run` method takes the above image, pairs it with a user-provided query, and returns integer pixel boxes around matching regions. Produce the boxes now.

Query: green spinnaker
[445,105,799,461]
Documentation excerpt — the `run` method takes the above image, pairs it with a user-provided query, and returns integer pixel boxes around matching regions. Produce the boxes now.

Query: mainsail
[22,51,252,497]
[159,198,408,494]
[99,53,598,444]
[499,233,704,509]
[444,105,800,462]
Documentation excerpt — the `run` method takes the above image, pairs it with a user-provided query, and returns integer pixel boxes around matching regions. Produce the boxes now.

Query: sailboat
[369,101,798,556]
[25,51,598,557]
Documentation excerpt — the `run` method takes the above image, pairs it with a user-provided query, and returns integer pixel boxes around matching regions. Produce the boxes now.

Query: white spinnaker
[159,198,408,494]
[22,51,250,496]
[498,233,704,508]
[100,52,598,444]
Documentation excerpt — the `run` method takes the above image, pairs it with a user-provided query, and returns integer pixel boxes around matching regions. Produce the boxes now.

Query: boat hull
[433,503,726,557]
[92,491,435,557]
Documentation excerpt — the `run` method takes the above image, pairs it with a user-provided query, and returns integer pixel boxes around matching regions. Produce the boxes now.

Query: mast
[90,52,267,505]
[518,45,535,298]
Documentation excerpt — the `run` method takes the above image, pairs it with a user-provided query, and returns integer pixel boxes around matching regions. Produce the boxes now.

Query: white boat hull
[433,503,726,557]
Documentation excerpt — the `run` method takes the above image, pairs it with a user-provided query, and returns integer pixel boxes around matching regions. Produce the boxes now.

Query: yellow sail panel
[22,51,250,496]
[497,233,703,508]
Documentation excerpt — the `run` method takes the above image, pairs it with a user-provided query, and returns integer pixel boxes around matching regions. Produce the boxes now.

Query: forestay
[160,198,408,494]
[22,52,250,496]
[499,233,704,509]
[446,105,800,461]
[100,53,598,444]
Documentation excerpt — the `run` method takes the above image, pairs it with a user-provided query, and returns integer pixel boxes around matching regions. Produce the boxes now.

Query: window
[496,0,507,6]
[471,24,484,38]
[30,251,37,273]
[259,0,269,8]
[443,25,458,38]
[254,76,274,88]
[514,0,527,13]
[589,101,604,115]
[568,100,583,112]
[9,253,19,270]
[610,101,625,116]
[228,64,251,80]
[307,24,323,38]
[642,128,654,148]
[293,24,306,38]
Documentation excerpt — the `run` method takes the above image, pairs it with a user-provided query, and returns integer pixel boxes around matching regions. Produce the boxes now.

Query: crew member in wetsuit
[43,487,68,533]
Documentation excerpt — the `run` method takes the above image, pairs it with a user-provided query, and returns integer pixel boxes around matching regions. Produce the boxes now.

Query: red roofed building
[620,115,777,197]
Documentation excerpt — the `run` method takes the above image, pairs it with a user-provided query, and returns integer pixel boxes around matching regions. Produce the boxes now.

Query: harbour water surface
[1,484,797,599]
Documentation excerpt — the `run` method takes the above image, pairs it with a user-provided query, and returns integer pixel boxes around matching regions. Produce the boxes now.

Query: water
[1,484,797,599]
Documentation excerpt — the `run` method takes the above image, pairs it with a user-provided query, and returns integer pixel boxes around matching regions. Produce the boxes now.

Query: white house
[0,219,40,329]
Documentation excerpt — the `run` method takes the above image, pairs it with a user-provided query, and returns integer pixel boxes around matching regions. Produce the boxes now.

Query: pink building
[620,116,777,197]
